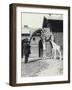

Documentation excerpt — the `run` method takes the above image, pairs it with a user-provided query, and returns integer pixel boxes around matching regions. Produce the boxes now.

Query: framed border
[9,3,70,86]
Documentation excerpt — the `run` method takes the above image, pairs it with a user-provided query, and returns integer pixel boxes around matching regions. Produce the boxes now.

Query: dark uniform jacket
[23,43,31,57]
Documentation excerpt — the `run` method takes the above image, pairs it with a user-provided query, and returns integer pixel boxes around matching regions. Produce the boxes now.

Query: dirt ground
[21,58,63,77]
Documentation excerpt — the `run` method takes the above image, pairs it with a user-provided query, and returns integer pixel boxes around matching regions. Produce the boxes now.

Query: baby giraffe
[49,35,62,60]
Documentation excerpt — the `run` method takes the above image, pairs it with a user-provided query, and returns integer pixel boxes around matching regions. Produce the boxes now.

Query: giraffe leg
[54,49,56,60]
[58,48,61,60]
[59,50,61,60]
[52,48,54,59]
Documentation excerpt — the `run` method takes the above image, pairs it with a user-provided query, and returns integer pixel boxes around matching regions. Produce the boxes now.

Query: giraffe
[50,34,62,60]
